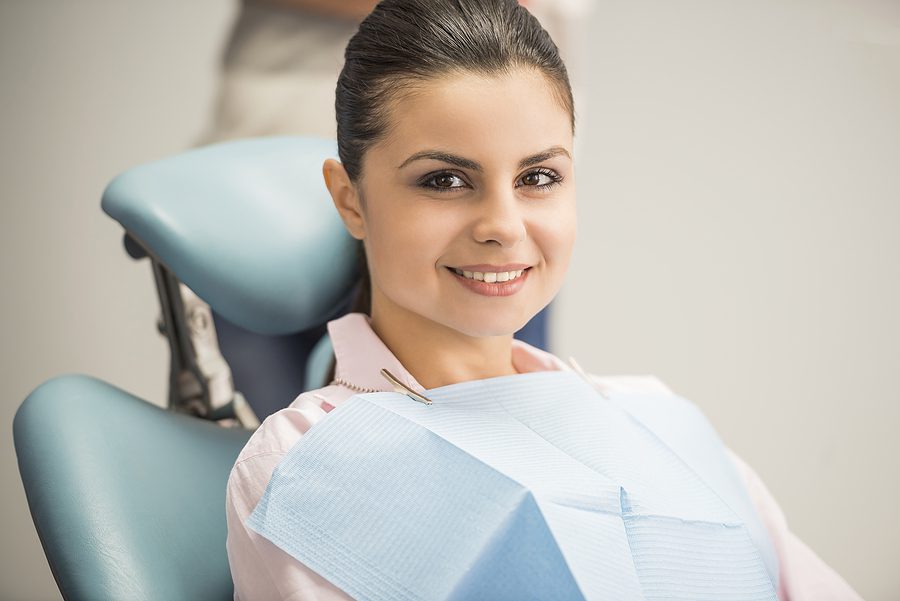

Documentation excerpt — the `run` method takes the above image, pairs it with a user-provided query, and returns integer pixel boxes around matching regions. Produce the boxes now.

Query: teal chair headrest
[101,136,358,335]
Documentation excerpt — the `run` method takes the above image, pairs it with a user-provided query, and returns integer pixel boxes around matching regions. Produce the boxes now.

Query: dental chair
[12,136,550,600]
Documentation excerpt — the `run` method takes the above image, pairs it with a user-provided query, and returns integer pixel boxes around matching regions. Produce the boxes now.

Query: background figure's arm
[248,0,380,20]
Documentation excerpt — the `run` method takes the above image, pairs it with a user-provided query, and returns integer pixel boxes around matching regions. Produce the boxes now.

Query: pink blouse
[226,313,862,601]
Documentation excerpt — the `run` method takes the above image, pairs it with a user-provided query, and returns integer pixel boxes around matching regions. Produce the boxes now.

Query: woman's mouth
[451,267,526,283]
[445,265,532,297]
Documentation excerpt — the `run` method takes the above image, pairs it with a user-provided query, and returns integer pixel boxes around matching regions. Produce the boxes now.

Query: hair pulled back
[336,0,575,183]
[334,0,575,317]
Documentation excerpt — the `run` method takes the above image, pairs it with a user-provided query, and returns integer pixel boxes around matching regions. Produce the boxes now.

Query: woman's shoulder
[512,339,675,398]
[231,384,346,467]
[588,373,674,395]
[226,384,350,512]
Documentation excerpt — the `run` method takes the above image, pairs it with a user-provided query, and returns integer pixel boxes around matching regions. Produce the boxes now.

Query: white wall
[1,1,895,599]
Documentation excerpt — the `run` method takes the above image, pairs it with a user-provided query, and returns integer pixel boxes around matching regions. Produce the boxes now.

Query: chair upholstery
[14,375,252,601]
[101,136,359,336]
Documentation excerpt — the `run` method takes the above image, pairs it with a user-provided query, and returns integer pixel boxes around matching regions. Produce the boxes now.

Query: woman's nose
[471,191,527,247]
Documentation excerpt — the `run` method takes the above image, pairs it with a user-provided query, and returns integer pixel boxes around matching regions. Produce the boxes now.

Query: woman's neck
[369,299,518,390]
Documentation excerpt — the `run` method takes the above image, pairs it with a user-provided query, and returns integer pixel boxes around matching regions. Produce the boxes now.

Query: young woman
[226,1,862,599]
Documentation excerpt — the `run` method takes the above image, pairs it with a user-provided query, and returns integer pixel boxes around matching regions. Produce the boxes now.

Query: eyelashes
[518,168,565,190]
[417,168,564,193]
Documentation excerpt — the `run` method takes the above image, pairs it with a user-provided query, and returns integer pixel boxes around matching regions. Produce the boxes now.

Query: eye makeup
[416,168,564,193]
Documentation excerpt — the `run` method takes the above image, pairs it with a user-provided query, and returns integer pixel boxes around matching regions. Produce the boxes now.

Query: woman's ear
[322,158,366,240]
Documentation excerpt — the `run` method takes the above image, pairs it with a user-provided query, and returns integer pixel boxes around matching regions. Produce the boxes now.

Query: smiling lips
[452,268,526,283]
[446,263,532,297]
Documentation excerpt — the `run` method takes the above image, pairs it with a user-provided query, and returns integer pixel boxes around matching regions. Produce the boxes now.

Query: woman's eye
[517,168,563,189]
[420,172,468,192]
[419,169,563,193]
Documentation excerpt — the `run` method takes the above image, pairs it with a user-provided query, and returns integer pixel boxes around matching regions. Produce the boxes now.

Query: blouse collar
[326,312,569,395]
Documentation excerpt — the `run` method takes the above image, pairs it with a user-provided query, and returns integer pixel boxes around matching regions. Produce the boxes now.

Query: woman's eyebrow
[397,146,570,171]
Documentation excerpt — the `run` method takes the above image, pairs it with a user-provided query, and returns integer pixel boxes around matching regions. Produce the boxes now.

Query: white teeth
[452,268,529,282]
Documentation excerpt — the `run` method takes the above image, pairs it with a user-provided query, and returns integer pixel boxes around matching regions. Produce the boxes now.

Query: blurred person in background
[200,0,593,144]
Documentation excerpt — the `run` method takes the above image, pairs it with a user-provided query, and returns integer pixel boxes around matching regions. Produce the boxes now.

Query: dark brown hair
[336,0,575,317]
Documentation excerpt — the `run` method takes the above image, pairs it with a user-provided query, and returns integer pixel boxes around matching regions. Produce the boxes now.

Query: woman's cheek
[558,214,578,264]
[534,210,576,297]
[366,207,446,283]
[551,200,578,258]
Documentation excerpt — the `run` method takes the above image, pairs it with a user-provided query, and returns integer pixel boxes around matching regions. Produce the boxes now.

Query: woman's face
[336,67,576,338]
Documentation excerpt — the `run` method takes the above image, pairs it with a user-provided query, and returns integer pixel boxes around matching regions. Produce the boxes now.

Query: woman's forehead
[372,68,573,170]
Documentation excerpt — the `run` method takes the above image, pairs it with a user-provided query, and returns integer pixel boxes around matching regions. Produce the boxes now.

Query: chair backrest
[14,375,252,601]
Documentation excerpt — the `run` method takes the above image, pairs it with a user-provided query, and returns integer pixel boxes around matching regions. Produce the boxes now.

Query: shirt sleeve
[226,395,356,601]
[725,448,864,601]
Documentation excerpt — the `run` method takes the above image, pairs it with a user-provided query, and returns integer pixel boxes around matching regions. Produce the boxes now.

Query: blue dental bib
[247,371,779,601]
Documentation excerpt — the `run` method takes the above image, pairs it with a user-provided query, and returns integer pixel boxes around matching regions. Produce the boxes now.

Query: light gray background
[1,1,897,600]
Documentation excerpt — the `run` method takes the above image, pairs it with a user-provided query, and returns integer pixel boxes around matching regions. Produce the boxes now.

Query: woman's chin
[447,313,536,340]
